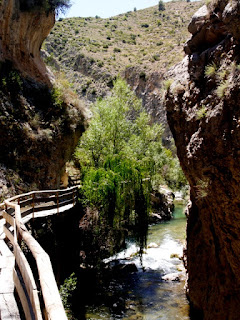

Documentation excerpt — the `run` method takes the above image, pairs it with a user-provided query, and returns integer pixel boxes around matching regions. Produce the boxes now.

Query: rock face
[165,1,240,319]
[0,1,88,195]
[0,0,55,85]
[123,66,172,145]
[149,189,174,223]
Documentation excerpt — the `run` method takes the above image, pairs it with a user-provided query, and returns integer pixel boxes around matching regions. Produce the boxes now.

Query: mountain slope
[44,0,203,136]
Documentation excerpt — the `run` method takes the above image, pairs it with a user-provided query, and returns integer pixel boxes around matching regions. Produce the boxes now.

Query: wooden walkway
[0,186,79,320]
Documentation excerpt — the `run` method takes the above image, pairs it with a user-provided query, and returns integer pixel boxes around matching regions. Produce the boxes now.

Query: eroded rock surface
[165,1,240,319]
[0,1,88,194]
[0,0,55,85]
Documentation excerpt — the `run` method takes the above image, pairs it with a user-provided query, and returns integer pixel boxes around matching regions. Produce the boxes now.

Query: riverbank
[77,205,189,320]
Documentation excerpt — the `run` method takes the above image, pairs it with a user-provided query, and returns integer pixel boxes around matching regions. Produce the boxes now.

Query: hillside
[44,0,203,120]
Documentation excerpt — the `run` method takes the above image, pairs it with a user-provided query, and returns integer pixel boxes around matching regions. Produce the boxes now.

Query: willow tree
[75,78,184,257]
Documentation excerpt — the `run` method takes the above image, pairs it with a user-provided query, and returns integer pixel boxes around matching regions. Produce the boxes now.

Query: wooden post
[32,194,35,221]
[56,192,59,215]
[72,189,75,206]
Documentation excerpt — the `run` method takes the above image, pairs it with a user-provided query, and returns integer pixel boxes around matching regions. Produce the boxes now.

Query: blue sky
[64,0,198,19]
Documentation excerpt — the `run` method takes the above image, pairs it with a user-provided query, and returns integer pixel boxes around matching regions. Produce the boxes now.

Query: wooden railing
[0,186,78,320]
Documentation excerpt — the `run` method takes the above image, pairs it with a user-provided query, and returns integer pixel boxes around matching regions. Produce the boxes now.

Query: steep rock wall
[0,0,55,85]
[0,1,88,196]
[165,1,240,319]
[123,66,172,145]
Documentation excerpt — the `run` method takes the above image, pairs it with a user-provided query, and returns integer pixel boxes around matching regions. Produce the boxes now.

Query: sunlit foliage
[75,78,186,254]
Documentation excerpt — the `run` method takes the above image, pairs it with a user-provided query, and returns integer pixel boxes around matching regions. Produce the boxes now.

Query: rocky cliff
[0,0,88,199]
[0,0,55,85]
[165,1,240,319]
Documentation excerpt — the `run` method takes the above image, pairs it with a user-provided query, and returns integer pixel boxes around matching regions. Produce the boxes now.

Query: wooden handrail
[6,186,78,203]
[2,186,79,320]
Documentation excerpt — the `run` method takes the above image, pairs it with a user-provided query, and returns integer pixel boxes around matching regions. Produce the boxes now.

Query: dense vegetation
[19,0,71,13]
[75,79,186,257]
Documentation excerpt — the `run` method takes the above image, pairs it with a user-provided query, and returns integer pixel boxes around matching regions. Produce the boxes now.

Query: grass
[216,80,229,98]
[205,63,217,78]
[196,105,207,120]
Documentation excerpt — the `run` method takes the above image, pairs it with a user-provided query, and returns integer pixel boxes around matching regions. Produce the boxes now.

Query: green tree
[158,0,165,11]
[75,78,186,256]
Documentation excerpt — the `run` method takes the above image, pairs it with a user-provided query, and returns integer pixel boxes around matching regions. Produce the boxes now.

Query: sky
[63,0,179,19]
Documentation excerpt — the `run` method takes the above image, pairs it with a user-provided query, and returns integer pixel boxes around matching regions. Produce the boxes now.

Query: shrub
[158,0,165,11]
[139,71,146,81]
[60,273,77,316]
[196,105,207,120]
[205,62,217,78]
[216,80,229,98]
[1,69,23,92]
[163,79,173,91]
[97,61,104,67]
[153,54,160,61]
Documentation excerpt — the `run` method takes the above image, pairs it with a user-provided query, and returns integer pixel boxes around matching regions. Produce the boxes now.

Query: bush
[205,63,217,78]
[158,0,165,11]
[60,273,77,317]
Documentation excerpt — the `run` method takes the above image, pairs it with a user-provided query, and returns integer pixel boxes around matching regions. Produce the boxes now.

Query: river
[81,205,189,320]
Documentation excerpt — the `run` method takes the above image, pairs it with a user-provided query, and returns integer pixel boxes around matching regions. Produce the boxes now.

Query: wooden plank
[5,207,15,215]
[31,288,43,320]
[6,186,78,203]
[14,206,67,320]
[0,255,15,294]
[2,188,76,320]
[59,198,74,208]
[58,190,76,199]
[33,204,58,213]
[33,197,56,204]
[13,268,34,320]
[19,198,33,208]
[3,225,14,246]
[0,256,6,268]
[14,242,43,320]
[3,211,15,227]
[0,293,21,320]
[21,207,33,218]
[14,242,37,293]
[0,238,13,257]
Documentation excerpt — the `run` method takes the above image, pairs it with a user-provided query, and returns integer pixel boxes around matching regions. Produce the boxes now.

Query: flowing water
[83,205,189,320]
